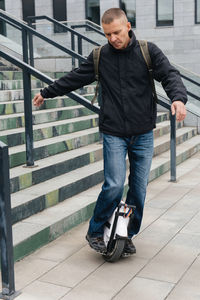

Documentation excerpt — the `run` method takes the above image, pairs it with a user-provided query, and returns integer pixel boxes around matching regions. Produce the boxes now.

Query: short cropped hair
[101,8,128,24]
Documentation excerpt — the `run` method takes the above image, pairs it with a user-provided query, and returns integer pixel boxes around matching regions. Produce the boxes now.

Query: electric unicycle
[102,202,135,262]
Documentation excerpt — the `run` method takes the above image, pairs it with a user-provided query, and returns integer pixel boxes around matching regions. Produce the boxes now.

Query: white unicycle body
[103,202,135,262]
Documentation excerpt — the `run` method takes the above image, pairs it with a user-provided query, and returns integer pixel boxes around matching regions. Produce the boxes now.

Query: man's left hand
[171,101,187,122]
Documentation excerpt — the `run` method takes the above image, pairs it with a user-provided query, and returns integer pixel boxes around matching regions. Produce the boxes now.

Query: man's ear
[127,22,131,31]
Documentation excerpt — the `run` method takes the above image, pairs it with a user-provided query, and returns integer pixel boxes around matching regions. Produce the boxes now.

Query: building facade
[1,0,200,74]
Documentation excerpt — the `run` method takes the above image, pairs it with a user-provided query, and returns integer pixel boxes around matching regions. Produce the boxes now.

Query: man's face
[102,18,131,50]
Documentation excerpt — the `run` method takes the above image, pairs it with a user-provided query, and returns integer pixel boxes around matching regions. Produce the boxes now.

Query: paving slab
[146,185,191,209]
[139,206,165,233]
[31,222,89,263]
[113,277,174,300]
[166,256,200,300]
[40,246,104,288]
[181,210,200,235]
[138,233,200,283]
[60,257,147,300]
[14,257,58,291]
[14,281,70,300]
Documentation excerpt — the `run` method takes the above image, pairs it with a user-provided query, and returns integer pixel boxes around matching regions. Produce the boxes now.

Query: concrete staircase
[0,70,200,262]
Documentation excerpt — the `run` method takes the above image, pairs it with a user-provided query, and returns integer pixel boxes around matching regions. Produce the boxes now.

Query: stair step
[9,124,192,193]
[0,94,94,114]
[0,88,44,102]
[0,105,96,130]
[0,63,18,72]
[9,126,100,168]
[11,159,104,225]
[0,112,168,146]
[10,140,102,193]
[149,134,200,181]
[0,71,66,81]
[0,85,95,102]
[154,126,197,156]
[12,133,200,261]
[1,113,169,168]
[10,126,197,222]
[0,114,99,149]
[0,71,23,80]
[0,77,96,94]
[0,79,45,90]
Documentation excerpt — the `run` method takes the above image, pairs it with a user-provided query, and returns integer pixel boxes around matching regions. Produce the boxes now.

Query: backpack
[91,40,158,105]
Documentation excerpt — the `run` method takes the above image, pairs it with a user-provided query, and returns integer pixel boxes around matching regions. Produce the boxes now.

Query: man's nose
[110,34,116,42]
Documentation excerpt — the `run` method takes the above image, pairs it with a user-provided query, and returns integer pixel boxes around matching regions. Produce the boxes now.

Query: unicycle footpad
[115,234,128,240]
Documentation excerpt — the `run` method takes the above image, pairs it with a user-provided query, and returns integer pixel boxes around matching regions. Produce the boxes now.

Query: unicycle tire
[103,239,125,263]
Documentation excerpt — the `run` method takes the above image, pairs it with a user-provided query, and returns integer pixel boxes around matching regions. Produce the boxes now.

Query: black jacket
[41,31,187,137]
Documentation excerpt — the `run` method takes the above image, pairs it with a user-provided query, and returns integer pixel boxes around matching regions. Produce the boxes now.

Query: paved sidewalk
[5,152,200,300]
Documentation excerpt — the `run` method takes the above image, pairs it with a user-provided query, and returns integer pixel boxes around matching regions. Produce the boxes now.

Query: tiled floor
[4,152,200,300]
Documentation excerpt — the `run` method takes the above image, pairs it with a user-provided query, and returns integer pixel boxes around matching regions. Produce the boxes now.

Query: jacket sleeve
[40,51,96,99]
[148,42,188,104]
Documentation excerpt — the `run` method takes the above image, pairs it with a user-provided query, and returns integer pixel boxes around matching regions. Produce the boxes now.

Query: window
[119,0,136,28]
[53,0,67,23]
[86,0,100,25]
[195,0,200,24]
[53,0,67,32]
[0,0,6,36]
[156,0,174,26]
[22,0,35,22]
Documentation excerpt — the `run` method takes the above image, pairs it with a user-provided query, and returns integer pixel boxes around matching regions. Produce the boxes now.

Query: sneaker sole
[85,235,107,254]
[121,252,135,258]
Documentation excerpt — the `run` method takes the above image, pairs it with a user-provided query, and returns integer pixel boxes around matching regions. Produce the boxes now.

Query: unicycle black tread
[103,239,126,262]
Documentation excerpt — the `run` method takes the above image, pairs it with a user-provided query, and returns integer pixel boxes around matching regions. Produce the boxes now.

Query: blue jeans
[88,131,154,238]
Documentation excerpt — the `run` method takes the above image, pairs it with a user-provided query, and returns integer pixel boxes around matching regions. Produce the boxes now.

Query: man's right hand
[33,93,44,107]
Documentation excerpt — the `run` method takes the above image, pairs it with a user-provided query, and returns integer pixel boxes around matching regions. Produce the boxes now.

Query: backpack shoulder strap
[138,40,152,70]
[92,46,102,104]
[93,46,102,81]
[138,40,158,103]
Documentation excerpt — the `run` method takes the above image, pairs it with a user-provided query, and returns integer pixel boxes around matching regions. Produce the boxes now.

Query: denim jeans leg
[88,134,127,237]
[126,130,154,238]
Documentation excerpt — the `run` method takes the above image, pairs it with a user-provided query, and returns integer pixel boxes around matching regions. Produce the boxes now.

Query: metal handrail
[0,10,178,177]
[1,8,200,98]
[0,9,87,68]
[71,23,105,36]
[0,49,177,181]
[27,15,101,44]
[26,15,101,68]
[31,18,103,32]
[180,74,200,87]
[0,51,99,112]
[0,50,99,167]
[67,19,103,31]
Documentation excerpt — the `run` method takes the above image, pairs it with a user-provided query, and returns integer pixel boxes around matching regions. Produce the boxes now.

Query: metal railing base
[169,179,177,183]
[22,164,39,169]
[0,290,20,300]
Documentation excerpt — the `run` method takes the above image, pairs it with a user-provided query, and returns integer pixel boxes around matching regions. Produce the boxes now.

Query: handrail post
[71,33,75,69]
[170,112,176,182]
[0,142,17,299]
[22,27,34,166]
[21,28,29,64]
[27,19,34,67]
[22,69,34,167]
[78,36,82,68]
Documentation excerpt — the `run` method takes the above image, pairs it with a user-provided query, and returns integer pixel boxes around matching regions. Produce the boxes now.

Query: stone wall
[135,0,200,74]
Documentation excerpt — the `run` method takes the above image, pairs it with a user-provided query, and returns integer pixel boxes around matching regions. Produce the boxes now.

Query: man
[33,8,187,256]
